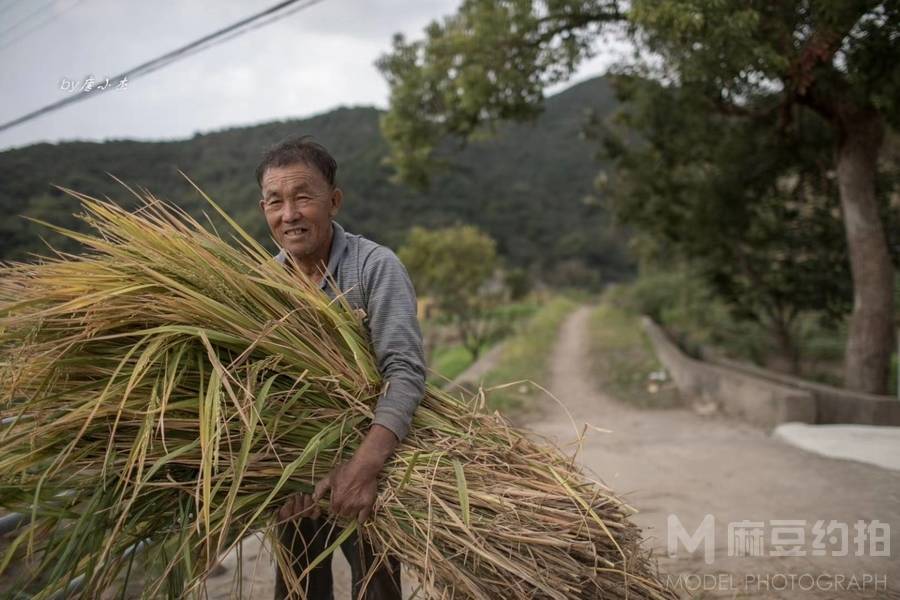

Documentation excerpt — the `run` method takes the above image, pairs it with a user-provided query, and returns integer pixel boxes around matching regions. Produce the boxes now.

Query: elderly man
[258,136,425,600]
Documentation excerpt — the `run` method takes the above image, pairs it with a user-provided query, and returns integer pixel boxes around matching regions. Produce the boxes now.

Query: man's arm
[362,245,427,441]
[312,245,426,523]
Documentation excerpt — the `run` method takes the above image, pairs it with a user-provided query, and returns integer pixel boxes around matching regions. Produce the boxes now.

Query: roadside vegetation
[480,296,579,415]
[425,300,539,386]
[602,269,900,392]
[585,300,680,410]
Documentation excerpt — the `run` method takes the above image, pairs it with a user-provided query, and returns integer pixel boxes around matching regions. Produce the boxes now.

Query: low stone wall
[642,317,817,429]
[642,317,900,427]
[706,354,900,426]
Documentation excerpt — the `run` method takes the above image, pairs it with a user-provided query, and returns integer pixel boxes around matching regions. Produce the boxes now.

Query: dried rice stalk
[0,183,675,599]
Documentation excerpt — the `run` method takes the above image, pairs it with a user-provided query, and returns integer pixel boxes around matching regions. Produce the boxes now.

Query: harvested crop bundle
[0,185,675,599]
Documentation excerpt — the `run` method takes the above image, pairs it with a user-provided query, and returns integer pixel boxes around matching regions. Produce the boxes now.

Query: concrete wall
[642,317,816,429]
[642,317,900,428]
[706,355,900,426]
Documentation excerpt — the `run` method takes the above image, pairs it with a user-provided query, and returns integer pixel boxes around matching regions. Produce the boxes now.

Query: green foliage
[487,299,540,325]
[425,299,539,386]
[378,0,899,391]
[482,296,578,413]
[429,345,476,385]
[629,1,900,124]
[503,267,533,300]
[598,76,858,351]
[399,225,498,304]
[377,0,622,187]
[607,268,855,384]
[399,225,502,359]
[604,268,753,359]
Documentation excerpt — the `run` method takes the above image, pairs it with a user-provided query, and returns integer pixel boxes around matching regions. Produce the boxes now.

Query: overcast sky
[0,0,626,152]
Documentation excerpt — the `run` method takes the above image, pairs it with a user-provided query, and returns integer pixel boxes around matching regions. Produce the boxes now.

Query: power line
[165,0,327,65]
[0,0,325,134]
[107,0,325,82]
[0,0,26,18]
[0,0,83,52]
[0,0,56,41]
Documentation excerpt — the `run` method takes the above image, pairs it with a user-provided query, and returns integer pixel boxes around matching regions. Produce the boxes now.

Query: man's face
[259,162,342,263]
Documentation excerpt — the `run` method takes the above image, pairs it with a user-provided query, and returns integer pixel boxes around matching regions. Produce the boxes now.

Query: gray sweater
[275,221,426,441]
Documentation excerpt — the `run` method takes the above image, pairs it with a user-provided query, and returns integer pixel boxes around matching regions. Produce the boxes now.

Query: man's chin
[283,243,313,262]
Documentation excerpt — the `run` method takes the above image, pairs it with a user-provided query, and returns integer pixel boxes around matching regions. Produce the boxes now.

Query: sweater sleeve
[361,245,426,441]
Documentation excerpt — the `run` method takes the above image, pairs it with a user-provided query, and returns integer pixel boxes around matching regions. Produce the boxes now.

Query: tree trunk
[834,108,895,394]
[768,315,800,376]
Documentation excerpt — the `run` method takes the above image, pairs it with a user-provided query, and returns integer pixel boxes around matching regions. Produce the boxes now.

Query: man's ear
[329,187,343,218]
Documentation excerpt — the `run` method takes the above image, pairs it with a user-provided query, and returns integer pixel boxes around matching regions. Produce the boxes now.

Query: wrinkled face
[259,163,342,264]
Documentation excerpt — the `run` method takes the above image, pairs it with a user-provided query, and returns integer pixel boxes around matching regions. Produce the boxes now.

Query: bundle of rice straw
[0,183,675,600]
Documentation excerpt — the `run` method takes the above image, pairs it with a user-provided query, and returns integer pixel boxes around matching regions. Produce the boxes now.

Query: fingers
[276,493,321,521]
[312,474,332,504]
[276,494,297,521]
[279,467,383,524]
[276,473,333,524]
[276,490,372,525]
[304,494,322,519]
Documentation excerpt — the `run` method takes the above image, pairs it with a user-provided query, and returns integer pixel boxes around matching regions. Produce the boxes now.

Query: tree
[378,0,899,393]
[597,76,857,373]
[376,0,622,188]
[398,225,503,359]
[630,1,898,393]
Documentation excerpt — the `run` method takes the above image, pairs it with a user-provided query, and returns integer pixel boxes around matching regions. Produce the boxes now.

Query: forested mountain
[0,76,631,287]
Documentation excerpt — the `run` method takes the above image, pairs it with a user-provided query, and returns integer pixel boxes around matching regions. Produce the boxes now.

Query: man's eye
[267,198,282,206]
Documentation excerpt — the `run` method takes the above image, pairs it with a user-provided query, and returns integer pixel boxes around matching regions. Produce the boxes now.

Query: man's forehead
[261,165,328,191]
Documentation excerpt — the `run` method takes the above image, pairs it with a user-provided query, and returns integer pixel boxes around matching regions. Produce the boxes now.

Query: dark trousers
[274,518,402,600]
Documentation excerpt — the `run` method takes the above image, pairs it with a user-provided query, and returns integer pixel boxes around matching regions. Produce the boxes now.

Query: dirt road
[536,306,900,599]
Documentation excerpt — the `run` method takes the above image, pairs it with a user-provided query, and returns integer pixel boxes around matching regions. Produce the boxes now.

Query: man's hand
[276,492,321,522]
[313,424,398,524]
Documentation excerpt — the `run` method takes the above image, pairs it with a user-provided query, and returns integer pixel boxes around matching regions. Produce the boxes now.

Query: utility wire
[109,0,325,82]
[0,0,84,52]
[0,0,57,40]
[0,0,325,134]
[164,0,326,66]
[0,0,26,18]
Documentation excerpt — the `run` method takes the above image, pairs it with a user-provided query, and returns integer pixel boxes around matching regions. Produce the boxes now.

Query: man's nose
[281,199,304,221]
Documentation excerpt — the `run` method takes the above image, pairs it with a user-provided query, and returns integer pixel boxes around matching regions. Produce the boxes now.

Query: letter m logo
[667,514,716,564]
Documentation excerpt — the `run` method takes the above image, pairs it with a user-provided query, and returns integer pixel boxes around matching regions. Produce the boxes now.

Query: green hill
[0,76,631,287]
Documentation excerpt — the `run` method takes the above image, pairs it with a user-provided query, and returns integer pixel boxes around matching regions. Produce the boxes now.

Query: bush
[607,267,857,385]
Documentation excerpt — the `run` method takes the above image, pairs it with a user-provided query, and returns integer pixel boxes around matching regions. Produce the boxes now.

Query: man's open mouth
[283,227,308,238]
